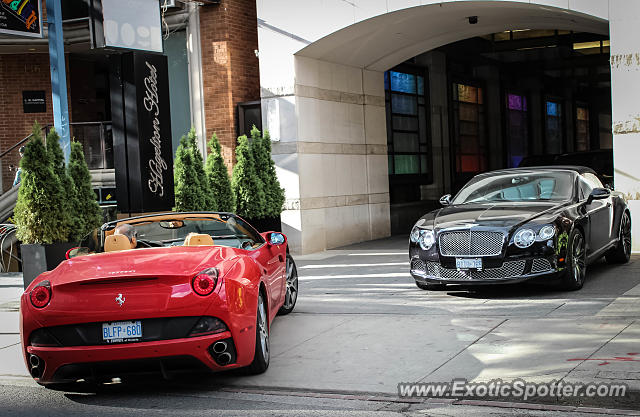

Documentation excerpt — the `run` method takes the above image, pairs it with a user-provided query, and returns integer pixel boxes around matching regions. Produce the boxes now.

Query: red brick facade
[0,54,55,192]
[199,0,261,167]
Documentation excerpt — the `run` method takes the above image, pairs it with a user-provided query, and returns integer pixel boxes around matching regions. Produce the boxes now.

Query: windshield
[452,171,574,204]
[102,215,265,251]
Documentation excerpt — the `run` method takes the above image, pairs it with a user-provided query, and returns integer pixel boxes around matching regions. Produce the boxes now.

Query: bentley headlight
[419,230,436,250]
[410,226,421,243]
[538,225,555,241]
[514,228,536,248]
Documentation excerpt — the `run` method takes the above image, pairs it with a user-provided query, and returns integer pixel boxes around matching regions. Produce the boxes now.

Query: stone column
[609,1,640,251]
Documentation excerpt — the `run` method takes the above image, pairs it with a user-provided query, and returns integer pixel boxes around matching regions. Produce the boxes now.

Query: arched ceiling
[296,1,608,72]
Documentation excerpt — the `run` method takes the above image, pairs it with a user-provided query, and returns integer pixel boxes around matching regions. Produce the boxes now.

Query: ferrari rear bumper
[27,331,242,384]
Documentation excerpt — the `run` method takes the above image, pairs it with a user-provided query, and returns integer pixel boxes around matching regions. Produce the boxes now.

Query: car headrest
[104,234,133,252]
[184,233,214,246]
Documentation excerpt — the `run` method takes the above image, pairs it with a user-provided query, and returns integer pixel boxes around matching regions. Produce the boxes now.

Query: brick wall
[0,54,54,192]
[199,0,261,168]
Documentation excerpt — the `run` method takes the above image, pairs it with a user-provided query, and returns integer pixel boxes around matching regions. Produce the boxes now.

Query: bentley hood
[421,202,564,231]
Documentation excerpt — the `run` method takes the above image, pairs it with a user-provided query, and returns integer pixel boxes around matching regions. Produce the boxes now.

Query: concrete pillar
[609,1,640,251]
[267,56,390,254]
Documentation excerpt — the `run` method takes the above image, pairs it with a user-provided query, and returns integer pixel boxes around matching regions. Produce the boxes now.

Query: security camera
[468,16,478,24]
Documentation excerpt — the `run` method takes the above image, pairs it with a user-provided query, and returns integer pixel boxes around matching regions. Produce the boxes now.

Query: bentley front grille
[438,231,505,257]
[420,260,526,281]
[531,258,553,273]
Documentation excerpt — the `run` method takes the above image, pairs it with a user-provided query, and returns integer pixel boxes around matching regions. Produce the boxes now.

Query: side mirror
[268,232,286,246]
[439,194,452,206]
[66,247,90,260]
[586,187,610,205]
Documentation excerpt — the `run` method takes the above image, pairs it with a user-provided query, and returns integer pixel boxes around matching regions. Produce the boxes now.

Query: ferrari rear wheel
[278,255,298,315]
[605,211,631,264]
[562,229,586,291]
[247,292,270,374]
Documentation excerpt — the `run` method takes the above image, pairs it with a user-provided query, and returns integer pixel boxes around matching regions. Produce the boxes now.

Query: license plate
[456,258,482,270]
[102,321,142,343]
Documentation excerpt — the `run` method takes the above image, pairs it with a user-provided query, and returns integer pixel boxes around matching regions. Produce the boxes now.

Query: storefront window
[545,100,564,154]
[452,83,486,175]
[506,93,529,167]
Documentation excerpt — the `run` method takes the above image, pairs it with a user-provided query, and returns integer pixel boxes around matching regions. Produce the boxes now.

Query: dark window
[452,83,486,175]
[545,100,564,154]
[385,70,431,179]
[575,105,589,151]
[505,93,529,167]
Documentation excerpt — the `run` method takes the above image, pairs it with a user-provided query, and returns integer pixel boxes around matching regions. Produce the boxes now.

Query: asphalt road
[1,236,640,416]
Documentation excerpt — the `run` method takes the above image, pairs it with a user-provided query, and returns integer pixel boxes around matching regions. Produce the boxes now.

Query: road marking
[299,262,406,269]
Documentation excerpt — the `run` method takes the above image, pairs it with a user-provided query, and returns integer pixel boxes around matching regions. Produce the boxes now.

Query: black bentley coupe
[409,166,631,291]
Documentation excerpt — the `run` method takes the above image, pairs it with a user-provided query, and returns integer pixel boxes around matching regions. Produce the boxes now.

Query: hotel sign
[0,0,42,38]
[111,52,174,213]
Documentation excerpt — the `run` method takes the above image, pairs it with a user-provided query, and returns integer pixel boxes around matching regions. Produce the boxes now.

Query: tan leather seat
[105,234,133,252]
[184,233,214,246]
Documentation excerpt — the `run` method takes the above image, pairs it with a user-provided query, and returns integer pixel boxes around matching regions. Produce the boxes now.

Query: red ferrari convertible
[20,212,298,386]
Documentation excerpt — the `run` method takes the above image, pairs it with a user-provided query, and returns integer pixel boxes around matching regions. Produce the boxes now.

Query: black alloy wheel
[562,229,586,291]
[247,292,270,374]
[606,211,632,264]
[278,255,298,315]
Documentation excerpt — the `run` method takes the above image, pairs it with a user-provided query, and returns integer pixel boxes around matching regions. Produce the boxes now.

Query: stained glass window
[506,93,529,167]
[385,69,431,202]
[545,100,563,154]
[452,83,486,177]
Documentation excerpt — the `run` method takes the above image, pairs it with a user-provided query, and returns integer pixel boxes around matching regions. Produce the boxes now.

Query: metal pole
[47,0,71,161]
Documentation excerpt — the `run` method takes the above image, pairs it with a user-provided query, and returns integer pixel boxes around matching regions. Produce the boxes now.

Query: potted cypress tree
[187,128,215,210]
[205,132,235,212]
[248,126,285,231]
[14,124,73,288]
[68,141,102,243]
[174,134,206,211]
[232,135,266,221]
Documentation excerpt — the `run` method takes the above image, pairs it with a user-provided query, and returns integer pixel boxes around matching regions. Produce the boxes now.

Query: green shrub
[46,129,82,241]
[251,127,285,217]
[205,132,235,212]
[232,135,265,218]
[187,128,215,210]
[174,134,203,211]
[68,141,102,240]
[14,123,70,244]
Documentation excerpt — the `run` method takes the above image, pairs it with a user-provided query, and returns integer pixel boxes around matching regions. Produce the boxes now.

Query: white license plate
[456,258,482,270]
[102,321,142,343]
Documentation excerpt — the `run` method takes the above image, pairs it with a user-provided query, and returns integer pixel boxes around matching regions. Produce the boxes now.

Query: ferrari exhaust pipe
[212,341,227,354]
[29,354,40,368]
[217,352,232,365]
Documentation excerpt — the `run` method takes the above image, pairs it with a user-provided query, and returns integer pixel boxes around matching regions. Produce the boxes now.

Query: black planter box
[21,242,77,289]
[243,216,282,233]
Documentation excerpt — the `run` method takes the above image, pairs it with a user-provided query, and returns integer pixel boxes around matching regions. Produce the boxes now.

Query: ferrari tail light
[30,281,51,308]
[192,268,218,296]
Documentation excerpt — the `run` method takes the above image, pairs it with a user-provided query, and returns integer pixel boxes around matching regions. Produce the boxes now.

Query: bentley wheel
[605,211,632,264]
[248,292,270,374]
[562,229,586,291]
[415,281,446,291]
[278,255,298,315]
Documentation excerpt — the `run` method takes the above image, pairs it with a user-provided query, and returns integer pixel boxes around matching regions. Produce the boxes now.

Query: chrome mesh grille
[423,260,526,281]
[531,258,552,273]
[439,231,504,256]
[410,258,426,274]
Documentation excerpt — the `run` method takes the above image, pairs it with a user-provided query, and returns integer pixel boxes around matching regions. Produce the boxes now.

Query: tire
[247,292,270,374]
[561,228,586,291]
[278,255,298,315]
[605,211,632,264]
[415,281,446,291]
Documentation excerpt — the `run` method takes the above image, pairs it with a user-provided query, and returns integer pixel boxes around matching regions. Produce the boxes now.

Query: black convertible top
[474,165,596,178]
